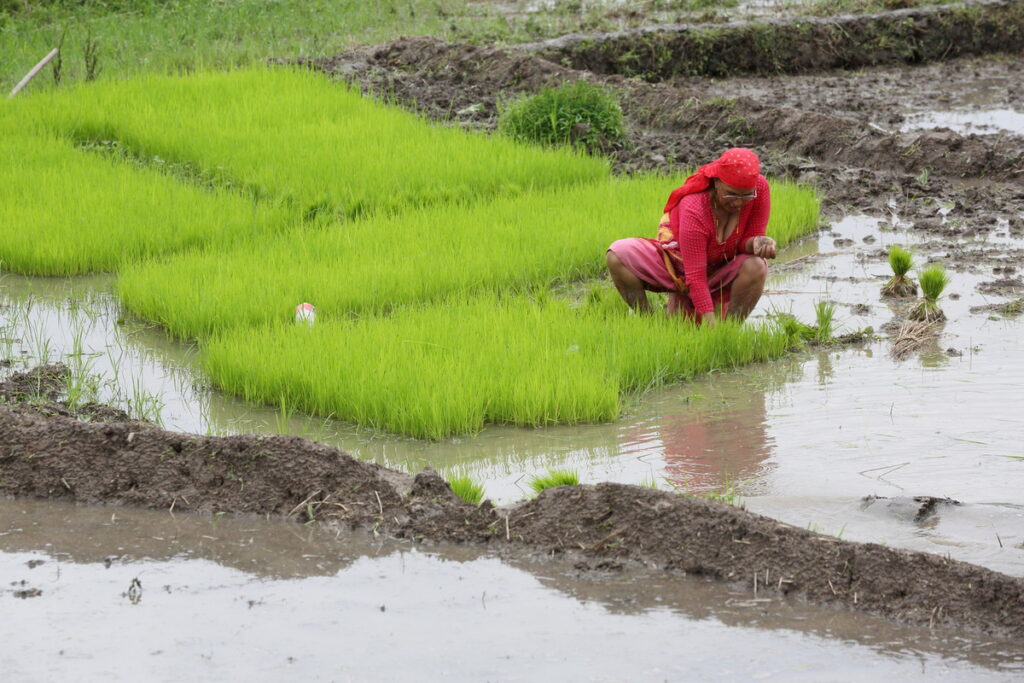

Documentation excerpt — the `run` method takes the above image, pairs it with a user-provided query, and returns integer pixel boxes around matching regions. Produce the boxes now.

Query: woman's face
[714,180,757,212]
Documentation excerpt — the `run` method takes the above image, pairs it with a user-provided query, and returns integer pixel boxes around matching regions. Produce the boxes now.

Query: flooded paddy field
[4,499,1022,681]
[3,2,1024,679]
[2,208,1022,578]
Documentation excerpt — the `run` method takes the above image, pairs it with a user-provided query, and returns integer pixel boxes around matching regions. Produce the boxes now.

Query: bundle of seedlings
[881,245,917,297]
[891,318,941,360]
[908,264,950,322]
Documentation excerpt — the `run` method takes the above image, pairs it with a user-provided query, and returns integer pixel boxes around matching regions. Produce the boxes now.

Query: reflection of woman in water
[606,148,775,324]
[659,390,773,492]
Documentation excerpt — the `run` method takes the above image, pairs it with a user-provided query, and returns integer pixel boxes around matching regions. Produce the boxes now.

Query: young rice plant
[529,469,581,494]
[202,293,794,439]
[447,475,486,505]
[0,127,294,275]
[881,245,917,297]
[118,175,821,340]
[910,263,950,322]
[3,68,609,219]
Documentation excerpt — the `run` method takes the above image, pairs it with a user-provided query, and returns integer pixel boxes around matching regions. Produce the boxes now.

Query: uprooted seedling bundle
[908,264,950,322]
[881,245,917,298]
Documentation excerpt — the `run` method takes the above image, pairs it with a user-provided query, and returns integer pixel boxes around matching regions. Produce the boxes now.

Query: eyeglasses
[721,188,757,201]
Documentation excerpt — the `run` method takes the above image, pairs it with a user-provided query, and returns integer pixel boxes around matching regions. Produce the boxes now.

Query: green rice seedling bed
[118,175,820,340]
[203,293,793,439]
[4,68,609,219]
[0,127,293,275]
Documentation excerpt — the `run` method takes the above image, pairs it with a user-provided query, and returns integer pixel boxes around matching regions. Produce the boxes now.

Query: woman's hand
[749,236,777,259]
[701,311,718,328]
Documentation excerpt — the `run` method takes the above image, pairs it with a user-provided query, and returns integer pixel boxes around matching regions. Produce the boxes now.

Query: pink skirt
[607,237,757,318]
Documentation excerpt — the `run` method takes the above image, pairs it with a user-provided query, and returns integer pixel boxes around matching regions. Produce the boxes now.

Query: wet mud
[307,35,1023,212]
[519,0,1024,80]
[2,389,1023,640]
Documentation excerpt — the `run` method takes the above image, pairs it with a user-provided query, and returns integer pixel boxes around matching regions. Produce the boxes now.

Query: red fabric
[663,148,761,214]
[672,175,770,314]
[607,239,758,321]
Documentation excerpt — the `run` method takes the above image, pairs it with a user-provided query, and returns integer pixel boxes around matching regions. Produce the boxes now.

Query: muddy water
[2,212,1023,579]
[3,498,1022,681]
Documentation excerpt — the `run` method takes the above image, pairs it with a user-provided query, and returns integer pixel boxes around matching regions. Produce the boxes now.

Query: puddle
[901,108,1024,136]
[2,213,1023,577]
[2,498,1022,680]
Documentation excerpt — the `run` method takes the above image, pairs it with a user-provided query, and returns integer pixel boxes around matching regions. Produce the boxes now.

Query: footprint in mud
[861,495,961,524]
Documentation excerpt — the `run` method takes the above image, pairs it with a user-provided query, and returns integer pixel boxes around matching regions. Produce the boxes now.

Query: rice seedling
[3,68,609,219]
[639,473,660,489]
[812,299,837,344]
[447,475,486,505]
[201,293,793,439]
[118,175,821,340]
[910,264,950,322]
[529,469,580,494]
[881,245,917,297]
[0,127,295,275]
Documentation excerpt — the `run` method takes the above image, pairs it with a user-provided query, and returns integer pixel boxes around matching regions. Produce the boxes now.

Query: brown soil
[520,0,1024,80]
[306,35,1023,213]
[2,385,1023,640]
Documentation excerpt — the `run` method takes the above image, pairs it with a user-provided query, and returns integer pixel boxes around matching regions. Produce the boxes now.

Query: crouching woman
[606,148,776,325]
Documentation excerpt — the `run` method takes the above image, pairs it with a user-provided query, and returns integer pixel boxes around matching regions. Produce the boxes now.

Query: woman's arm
[676,204,716,316]
[740,177,772,256]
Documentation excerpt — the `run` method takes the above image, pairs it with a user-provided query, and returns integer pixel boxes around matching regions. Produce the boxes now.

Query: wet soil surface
[520,0,1024,79]
[2,383,1023,640]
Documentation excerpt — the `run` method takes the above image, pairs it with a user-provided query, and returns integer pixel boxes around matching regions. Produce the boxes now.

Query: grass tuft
[447,475,486,505]
[529,469,580,494]
[498,81,627,154]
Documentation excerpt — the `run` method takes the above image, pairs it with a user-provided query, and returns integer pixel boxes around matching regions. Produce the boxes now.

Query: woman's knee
[739,256,768,283]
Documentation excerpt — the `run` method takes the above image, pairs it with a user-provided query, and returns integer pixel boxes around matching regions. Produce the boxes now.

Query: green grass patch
[529,469,580,494]
[447,474,486,505]
[118,174,820,340]
[498,81,627,153]
[4,68,609,219]
[0,1,484,87]
[0,127,293,275]
[202,293,794,439]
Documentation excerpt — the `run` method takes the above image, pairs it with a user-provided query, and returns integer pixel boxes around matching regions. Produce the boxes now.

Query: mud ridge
[306,36,1023,193]
[1,400,1022,639]
[518,0,1024,80]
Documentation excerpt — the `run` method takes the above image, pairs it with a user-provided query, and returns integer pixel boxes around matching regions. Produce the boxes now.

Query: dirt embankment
[1,367,1022,640]
[519,0,1024,80]
[312,35,1024,180]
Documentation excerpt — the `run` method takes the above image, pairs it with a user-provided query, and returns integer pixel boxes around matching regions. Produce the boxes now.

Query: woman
[606,148,776,325]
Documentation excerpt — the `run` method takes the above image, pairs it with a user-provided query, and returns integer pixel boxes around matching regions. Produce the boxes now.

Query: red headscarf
[663,148,761,214]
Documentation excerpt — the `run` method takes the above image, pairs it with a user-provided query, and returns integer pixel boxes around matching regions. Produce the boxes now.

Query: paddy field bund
[0,67,821,439]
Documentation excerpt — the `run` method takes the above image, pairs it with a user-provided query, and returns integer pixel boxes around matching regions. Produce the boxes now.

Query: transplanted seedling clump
[447,475,486,505]
[909,264,950,322]
[529,469,580,494]
[881,245,917,297]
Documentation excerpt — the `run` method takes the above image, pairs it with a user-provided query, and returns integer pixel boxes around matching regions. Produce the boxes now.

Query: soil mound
[304,36,1023,205]
[520,0,1024,80]
[2,398,1023,639]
